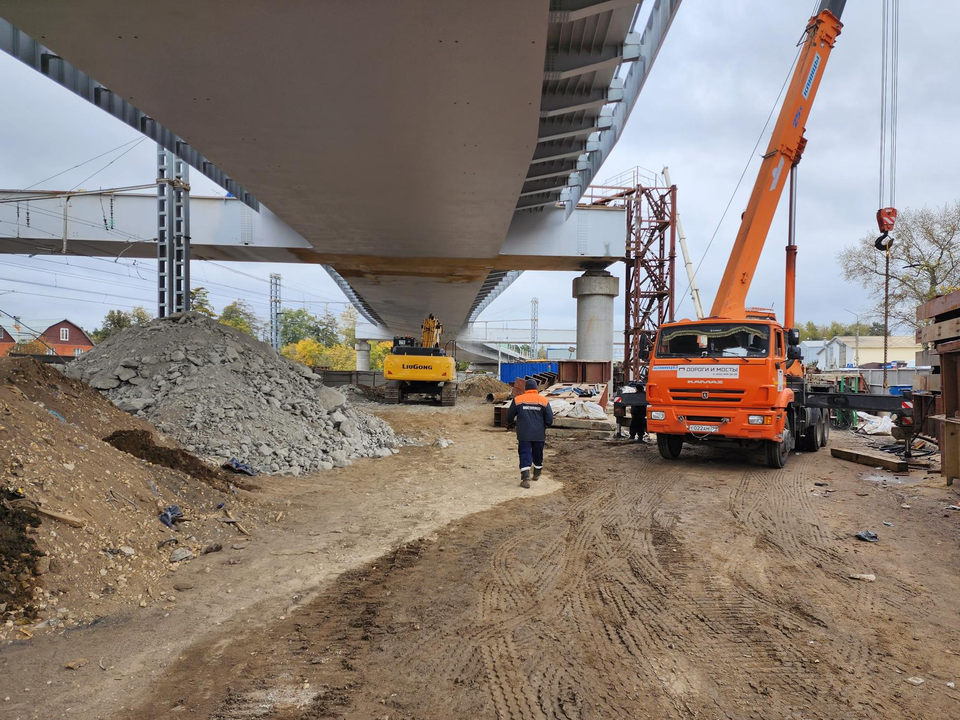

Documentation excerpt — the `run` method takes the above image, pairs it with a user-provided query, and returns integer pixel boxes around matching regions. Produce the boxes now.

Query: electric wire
[68,138,148,192]
[17,137,144,192]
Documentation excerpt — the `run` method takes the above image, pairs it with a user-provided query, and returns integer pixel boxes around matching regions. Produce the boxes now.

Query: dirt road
[115,434,960,719]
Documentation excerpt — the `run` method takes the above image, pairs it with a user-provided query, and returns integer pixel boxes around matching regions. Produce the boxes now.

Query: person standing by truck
[505,378,554,488]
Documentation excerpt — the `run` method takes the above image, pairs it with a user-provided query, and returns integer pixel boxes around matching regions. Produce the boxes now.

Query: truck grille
[669,388,744,403]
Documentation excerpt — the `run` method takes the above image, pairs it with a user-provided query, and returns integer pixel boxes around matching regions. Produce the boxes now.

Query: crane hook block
[876,207,898,234]
[875,207,897,250]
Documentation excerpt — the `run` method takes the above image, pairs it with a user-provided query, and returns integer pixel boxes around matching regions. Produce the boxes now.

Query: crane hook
[875,207,897,250]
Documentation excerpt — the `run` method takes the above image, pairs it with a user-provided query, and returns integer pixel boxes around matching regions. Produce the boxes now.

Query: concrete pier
[355,340,371,371]
[572,270,619,361]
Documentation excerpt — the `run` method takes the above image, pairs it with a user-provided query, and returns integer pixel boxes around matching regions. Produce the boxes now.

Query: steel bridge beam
[0,19,259,211]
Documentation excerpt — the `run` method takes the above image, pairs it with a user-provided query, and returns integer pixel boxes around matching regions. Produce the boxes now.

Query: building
[0,325,15,357]
[817,335,920,370]
[800,340,825,366]
[39,320,95,359]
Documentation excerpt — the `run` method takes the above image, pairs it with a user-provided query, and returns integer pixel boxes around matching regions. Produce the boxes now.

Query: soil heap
[68,313,398,475]
[0,357,267,630]
[458,374,510,398]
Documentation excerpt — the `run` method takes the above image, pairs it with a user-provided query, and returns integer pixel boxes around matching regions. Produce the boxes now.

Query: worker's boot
[520,469,531,489]
[533,467,542,481]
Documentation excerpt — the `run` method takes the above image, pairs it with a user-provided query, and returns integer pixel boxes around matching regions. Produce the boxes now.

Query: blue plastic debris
[158,505,183,529]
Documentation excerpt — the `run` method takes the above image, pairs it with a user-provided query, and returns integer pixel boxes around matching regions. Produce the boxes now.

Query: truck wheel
[766,428,790,468]
[800,413,822,453]
[657,433,683,460]
[819,410,830,447]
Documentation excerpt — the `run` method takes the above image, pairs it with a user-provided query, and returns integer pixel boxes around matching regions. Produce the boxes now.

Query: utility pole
[531,297,539,359]
[269,274,282,350]
[844,308,860,367]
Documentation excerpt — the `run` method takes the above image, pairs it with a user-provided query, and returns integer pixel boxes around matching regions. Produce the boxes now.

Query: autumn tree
[219,300,260,336]
[10,338,49,355]
[369,340,393,370]
[838,202,960,330]
[190,287,216,318]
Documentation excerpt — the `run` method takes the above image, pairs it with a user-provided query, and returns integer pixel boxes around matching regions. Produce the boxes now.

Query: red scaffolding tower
[580,168,677,384]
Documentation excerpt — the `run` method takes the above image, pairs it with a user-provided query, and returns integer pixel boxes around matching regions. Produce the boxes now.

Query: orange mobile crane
[646,0,848,467]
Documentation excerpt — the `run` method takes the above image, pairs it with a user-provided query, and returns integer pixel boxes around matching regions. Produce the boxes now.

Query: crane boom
[709,0,844,319]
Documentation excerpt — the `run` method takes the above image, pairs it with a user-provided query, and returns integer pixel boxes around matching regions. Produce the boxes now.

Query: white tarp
[856,411,893,435]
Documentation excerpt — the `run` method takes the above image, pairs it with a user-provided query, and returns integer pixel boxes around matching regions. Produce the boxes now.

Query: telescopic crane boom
[710,0,845,321]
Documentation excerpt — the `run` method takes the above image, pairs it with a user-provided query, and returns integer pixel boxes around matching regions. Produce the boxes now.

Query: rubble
[68,313,398,475]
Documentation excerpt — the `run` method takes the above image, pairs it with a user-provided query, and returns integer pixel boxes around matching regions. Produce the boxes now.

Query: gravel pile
[67,312,398,475]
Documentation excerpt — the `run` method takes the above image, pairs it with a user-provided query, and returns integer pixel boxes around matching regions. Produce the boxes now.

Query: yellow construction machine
[383,314,458,406]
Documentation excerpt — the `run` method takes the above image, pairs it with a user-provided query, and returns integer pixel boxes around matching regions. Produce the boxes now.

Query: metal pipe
[663,167,703,319]
[784,165,798,330]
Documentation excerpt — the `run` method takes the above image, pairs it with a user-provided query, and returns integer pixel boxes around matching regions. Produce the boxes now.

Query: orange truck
[646,1,847,468]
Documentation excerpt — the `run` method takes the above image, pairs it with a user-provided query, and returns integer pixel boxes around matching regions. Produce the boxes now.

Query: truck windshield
[656,323,770,358]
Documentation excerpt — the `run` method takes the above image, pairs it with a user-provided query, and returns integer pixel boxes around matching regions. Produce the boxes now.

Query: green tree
[339,306,359,347]
[91,306,153,342]
[279,308,321,346]
[839,202,960,330]
[190,287,216,318]
[219,300,259,336]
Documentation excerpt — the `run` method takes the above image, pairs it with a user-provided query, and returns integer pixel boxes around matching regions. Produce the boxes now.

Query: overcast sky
[1,0,957,341]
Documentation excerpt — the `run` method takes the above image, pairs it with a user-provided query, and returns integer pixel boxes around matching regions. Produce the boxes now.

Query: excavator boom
[710,0,844,319]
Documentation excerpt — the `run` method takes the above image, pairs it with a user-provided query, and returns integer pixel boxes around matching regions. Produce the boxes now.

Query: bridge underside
[0,0,680,335]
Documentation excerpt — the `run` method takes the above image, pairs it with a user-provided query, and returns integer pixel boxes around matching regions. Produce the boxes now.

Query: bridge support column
[572,270,618,361]
[355,340,371,371]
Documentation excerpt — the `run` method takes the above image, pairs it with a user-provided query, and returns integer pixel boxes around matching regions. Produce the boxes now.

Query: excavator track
[440,382,458,407]
[384,381,402,404]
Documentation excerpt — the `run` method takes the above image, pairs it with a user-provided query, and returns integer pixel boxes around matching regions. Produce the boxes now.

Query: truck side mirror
[787,345,802,360]
[638,334,650,360]
[787,328,800,346]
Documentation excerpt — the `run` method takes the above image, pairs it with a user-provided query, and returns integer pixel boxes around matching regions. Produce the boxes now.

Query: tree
[91,306,153,343]
[219,300,259,336]
[282,338,326,366]
[190,287,216,318]
[11,338,48,355]
[797,320,884,342]
[282,339,356,369]
[339,306,359,347]
[279,308,321,346]
[369,340,393,370]
[838,202,960,330]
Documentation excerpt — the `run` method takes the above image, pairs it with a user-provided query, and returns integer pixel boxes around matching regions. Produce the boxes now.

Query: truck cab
[646,315,826,467]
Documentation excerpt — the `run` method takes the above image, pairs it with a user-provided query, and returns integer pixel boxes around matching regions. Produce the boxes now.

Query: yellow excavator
[383,315,458,406]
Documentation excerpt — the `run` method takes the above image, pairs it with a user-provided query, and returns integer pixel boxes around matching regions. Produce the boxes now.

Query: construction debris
[67,312,398,475]
[830,447,908,473]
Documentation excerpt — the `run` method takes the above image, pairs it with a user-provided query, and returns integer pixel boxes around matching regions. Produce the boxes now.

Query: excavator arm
[710,0,845,320]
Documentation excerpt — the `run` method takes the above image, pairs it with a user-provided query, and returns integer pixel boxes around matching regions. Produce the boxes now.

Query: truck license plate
[688,424,720,433]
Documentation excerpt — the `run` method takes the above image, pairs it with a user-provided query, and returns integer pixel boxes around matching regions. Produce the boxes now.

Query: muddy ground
[4,398,960,719]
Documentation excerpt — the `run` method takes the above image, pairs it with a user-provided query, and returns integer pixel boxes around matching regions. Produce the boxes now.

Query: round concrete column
[355,340,371,371]
[572,270,619,361]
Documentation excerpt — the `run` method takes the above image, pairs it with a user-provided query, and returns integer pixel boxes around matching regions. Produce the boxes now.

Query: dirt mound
[0,488,42,617]
[0,357,268,633]
[103,430,250,491]
[68,312,398,475]
[458,374,510,398]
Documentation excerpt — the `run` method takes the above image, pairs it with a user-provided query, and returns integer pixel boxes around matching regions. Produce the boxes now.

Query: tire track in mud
[120,440,959,720]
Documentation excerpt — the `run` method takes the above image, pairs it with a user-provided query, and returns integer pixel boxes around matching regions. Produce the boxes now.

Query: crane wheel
[656,433,683,460]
